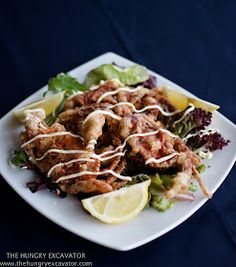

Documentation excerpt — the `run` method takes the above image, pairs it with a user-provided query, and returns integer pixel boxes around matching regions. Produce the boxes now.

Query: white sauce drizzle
[198,150,213,159]
[82,110,121,126]
[96,86,143,103]
[145,152,179,165]
[182,128,219,142]
[55,170,132,183]
[67,79,121,99]
[92,151,126,161]
[86,139,97,150]
[67,91,84,100]
[35,149,88,161]
[30,128,180,183]
[89,80,107,90]
[89,85,100,91]
[159,128,179,138]
[47,158,96,177]
[96,129,178,158]
[36,148,125,162]
[22,83,193,183]
[47,150,126,178]
[103,131,160,156]
[109,102,181,117]
[173,103,195,125]
[21,132,83,148]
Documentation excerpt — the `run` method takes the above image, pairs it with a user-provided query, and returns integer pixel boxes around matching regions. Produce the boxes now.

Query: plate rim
[0,51,236,251]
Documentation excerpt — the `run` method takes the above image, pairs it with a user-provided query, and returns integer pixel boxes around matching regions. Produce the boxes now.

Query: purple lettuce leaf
[167,107,212,137]
[187,132,230,152]
[140,75,157,89]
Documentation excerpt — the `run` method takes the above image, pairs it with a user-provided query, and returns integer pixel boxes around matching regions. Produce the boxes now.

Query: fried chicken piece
[83,113,106,150]
[64,79,175,117]
[64,79,123,109]
[20,81,210,199]
[20,109,127,195]
[59,103,110,132]
[60,105,121,150]
[60,82,176,152]
[114,113,210,198]
[60,179,113,194]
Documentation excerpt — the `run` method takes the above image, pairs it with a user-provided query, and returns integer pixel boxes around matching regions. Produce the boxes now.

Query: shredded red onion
[174,193,195,201]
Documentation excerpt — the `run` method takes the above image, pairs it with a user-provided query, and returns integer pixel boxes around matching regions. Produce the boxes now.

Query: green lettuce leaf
[150,195,175,212]
[196,163,207,173]
[43,73,88,125]
[130,173,176,212]
[84,64,149,87]
[47,73,88,98]
[149,173,164,192]
[188,184,198,192]
[10,150,28,167]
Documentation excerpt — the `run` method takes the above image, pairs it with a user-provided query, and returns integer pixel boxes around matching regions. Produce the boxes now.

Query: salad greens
[84,64,149,87]
[43,64,149,125]
[167,106,229,153]
[167,108,212,138]
[16,63,229,213]
[47,73,88,98]
[132,171,201,211]
[196,163,207,174]
[44,73,88,125]
[131,173,178,212]
[188,184,198,192]
[151,195,175,212]
[149,173,175,211]
[10,150,28,167]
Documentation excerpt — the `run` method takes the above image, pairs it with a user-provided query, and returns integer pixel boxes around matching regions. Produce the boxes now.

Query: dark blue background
[1,1,236,266]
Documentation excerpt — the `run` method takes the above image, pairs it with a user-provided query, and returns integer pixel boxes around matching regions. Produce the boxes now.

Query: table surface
[0,1,236,267]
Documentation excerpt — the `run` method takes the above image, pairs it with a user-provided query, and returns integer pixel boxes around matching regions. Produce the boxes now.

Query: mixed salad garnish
[10,63,229,223]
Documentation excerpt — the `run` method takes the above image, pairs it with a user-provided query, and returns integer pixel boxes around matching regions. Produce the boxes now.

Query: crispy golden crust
[20,80,207,198]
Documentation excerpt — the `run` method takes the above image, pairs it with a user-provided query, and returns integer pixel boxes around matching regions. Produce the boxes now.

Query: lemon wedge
[13,92,64,122]
[162,86,219,112]
[82,180,151,224]
[163,86,189,110]
[188,98,219,112]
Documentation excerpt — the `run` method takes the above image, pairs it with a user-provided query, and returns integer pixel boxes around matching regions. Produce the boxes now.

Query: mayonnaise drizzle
[67,91,84,100]
[82,110,121,126]
[96,129,179,158]
[47,158,96,177]
[35,148,125,162]
[67,79,121,99]
[86,139,97,150]
[173,103,195,125]
[108,102,181,116]
[35,149,87,161]
[33,129,180,182]
[145,152,179,165]
[93,151,126,161]
[21,132,83,148]
[182,128,219,142]
[55,170,132,183]
[47,150,126,178]
[198,150,213,159]
[96,86,143,103]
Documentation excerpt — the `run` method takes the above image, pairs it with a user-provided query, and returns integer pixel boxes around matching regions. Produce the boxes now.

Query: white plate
[0,52,236,251]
